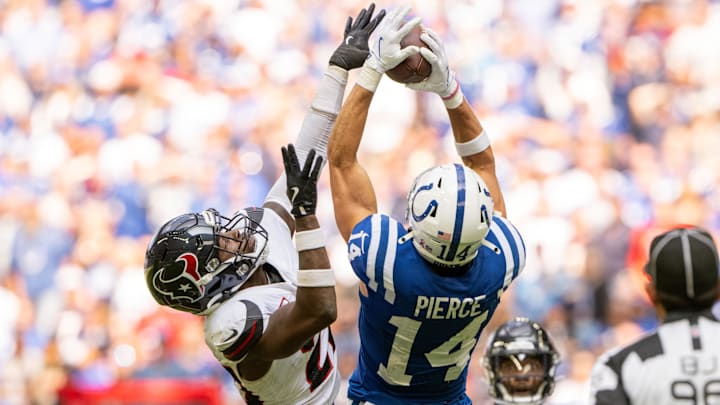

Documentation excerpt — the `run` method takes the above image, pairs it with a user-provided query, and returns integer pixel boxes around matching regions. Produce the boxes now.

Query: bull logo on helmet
[152,252,205,302]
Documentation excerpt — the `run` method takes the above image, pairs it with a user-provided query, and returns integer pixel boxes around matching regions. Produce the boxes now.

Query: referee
[589,226,720,405]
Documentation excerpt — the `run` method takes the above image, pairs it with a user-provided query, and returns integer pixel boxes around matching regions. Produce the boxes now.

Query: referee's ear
[644,279,667,321]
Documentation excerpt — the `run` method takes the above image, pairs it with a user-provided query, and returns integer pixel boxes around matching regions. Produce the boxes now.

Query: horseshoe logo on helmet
[410,182,438,222]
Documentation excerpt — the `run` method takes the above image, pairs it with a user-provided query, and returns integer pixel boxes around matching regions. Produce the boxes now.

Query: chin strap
[398,229,414,244]
[483,238,501,255]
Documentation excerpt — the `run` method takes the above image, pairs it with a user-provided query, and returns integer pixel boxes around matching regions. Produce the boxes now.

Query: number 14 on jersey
[378,311,489,386]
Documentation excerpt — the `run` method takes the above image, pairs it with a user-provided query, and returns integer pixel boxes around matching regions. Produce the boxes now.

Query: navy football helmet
[482,317,560,404]
[144,208,269,315]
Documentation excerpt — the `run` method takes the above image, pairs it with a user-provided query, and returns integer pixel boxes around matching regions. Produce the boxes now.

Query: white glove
[357,6,422,92]
[365,6,422,74]
[406,28,463,108]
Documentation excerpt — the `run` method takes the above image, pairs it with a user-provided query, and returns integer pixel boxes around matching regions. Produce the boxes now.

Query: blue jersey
[347,213,526,404]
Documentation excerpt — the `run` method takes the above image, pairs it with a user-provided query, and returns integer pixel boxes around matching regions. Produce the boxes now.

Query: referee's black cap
[645,226,719,311]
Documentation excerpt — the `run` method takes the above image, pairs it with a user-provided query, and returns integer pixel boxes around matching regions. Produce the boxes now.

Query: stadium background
[0,0,718,403]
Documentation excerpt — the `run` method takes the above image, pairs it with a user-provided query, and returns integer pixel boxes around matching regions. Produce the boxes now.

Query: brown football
[386,24,432,84]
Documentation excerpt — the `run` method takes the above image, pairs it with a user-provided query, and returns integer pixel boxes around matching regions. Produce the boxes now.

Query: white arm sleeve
[264,65,349,209]
[264,172,292,212]
[292,65,348,166]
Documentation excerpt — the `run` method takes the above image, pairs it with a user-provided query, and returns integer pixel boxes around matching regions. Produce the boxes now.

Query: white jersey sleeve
[204,284,339,404]
[250,206,299,285]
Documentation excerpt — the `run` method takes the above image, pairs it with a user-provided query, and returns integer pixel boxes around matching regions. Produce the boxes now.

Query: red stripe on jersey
[226,320,258,359]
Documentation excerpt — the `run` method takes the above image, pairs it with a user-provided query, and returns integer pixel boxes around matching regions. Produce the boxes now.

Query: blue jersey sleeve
[347,215,374,285]
[347,214,406,297]
[486,215,526,290]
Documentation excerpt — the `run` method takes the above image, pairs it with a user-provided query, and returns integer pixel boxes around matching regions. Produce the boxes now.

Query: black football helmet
[144,208,269,315]
[482,317,560,405]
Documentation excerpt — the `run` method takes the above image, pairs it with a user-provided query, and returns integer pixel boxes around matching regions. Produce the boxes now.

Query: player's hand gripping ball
[385,24,432,84]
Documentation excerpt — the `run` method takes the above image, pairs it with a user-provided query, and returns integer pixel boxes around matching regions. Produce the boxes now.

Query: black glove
[282,144,323,217]
[329,3,386,70]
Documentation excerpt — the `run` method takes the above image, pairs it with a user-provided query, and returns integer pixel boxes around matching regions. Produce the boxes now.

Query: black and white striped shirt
[589,311,720,405]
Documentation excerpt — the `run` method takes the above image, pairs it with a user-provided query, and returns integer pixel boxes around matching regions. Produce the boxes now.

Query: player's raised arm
[326,82,377,243]
[328,6,419,242]
[407,29,506,217]
[262,3,386,233]
[249,145,336,360]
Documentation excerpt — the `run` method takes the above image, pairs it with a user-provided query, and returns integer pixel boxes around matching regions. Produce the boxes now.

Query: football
[386,24,432,84]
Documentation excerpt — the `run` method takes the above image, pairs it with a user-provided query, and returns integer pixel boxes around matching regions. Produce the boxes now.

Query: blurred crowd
[1,0,719,404]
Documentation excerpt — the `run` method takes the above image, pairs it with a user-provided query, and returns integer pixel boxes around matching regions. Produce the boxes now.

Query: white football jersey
[204,207,339,404]
[254,207,299,285]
